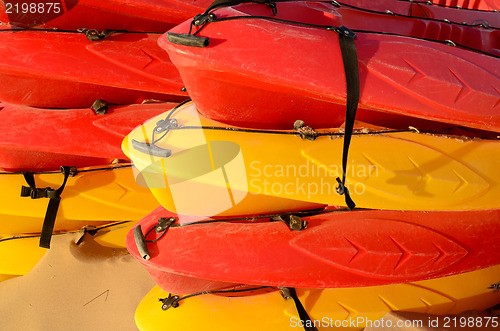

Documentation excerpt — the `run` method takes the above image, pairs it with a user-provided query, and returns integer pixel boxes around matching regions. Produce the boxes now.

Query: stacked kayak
[162,1,500,131]
[2,0,499,329]
[136,265,500,331]
[123,102,500,211]
[427,0,500,11]
[0,0,213,31]
[0,1,190,282]
[340,0,500,26]
[0,30,187,108]
[0,101,177,171]
[127,206,500,293]
[119,1,500,329]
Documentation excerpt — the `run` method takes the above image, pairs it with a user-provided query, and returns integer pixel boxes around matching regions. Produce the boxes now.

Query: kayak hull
[0,0,213,31]
[0,101,176,172]
[136,265,500,331]
[0,30,187,108]
[126,206,500,289]
[0,165,159,234]
[125,102,500,211]
[162,1,500,132]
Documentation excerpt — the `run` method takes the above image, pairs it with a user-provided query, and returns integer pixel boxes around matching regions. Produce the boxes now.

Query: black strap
[21,166,72,248]
[281,287,318,331]
[333,26,359,211]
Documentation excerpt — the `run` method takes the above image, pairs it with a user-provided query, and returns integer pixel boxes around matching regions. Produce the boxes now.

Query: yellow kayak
[0,164,159,235]
[135,264,500,331]
[124,102,500,213]
[0,221,135,279]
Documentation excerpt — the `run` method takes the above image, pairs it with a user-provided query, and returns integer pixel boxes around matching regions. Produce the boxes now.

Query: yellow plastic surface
[136,265,500,331]
[0,165,159,235]
[124,102,500,212]
[0,221,135,277]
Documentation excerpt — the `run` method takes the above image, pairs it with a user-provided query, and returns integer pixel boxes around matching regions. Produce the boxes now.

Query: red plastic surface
[428,0,500,10]
[0,102,176,171]
[0,0,212,31]
[127,206,500,290]
[0,30,187,108]
[162,1,500,132]
[340,0,500,25]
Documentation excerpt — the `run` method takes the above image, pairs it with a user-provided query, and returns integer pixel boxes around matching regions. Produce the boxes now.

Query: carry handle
[132,139,172,158]
[134,225,151,260]
[167,32,209,47]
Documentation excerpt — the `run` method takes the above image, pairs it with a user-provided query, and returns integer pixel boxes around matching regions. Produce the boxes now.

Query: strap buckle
[21,186,55,199]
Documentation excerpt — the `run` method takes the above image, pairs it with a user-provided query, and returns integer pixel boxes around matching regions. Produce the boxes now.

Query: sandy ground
[0,232,155,330]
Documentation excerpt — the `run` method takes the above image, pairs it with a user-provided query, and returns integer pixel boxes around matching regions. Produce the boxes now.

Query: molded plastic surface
[127,206,500,289]
[428,0,500,10]
[0,0,213,31]
[0,101,176,171]
[125,102,500,211]
[0,165,159,233]
[162,1,500,132]
[135,265,500,331]
[0,30,187,108]
[340,0,500,26]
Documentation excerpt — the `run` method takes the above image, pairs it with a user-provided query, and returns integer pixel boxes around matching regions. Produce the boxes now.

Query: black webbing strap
[333,26,359,211]
[21,166,72,248]
[281,287,318,331]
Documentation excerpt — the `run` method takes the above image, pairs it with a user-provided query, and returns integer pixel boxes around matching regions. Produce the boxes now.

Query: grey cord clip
[155,118,178,134]
[294,120,318,141]
[489,282,500,292]
[91,99,108,115]
[79,28,127,41]
[156,217,176,233]
[272,215,308,231]
[444,39,456,47]
[159,294,181,311]
[193,13,217,27]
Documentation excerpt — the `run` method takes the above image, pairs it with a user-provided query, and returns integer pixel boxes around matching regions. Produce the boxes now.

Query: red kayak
[0,101,176,171]
[340,0,500,26]
[162,1,500,132]
[127,206,500,292]
[0,0,212,31]
[427,0,500,11]
[0,29,187,108]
